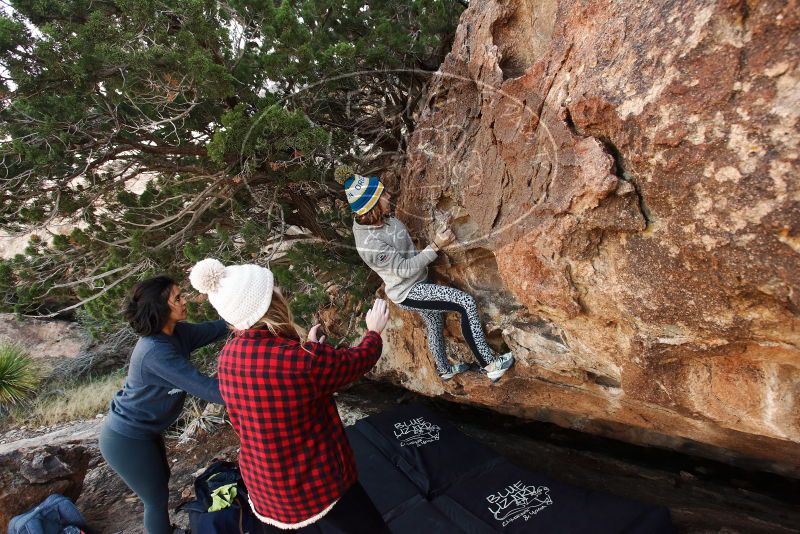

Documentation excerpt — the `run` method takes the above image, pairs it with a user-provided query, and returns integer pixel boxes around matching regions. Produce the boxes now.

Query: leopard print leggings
[398,282,497,373]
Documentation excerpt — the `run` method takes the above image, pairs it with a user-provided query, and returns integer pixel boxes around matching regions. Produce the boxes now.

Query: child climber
[336,166,514,382]
[189,258,391,533]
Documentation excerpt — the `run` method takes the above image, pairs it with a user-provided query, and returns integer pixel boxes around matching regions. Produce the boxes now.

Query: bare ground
[4,380,798,533]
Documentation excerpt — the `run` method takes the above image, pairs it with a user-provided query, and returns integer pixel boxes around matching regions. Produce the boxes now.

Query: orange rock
[372,0,800,475]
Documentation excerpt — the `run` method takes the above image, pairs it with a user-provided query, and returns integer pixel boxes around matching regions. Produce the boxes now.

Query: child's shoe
[483,352,514,382]
[439,362,470,380]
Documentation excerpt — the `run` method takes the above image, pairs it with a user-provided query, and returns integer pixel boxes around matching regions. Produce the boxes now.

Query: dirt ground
[8,380,797,533]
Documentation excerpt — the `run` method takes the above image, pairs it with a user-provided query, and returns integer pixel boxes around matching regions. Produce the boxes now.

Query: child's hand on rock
[433,226,456,249]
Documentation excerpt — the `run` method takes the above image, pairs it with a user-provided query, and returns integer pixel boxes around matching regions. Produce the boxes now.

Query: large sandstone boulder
[371,0,800,475]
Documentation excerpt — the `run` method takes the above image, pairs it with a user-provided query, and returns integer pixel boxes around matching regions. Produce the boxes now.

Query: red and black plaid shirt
[217,328,382,525]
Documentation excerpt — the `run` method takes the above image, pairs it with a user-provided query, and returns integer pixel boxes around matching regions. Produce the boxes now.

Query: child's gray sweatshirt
[353,216,437,303]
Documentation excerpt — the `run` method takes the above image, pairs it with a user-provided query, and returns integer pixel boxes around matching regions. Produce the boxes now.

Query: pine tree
[0,0,463,338]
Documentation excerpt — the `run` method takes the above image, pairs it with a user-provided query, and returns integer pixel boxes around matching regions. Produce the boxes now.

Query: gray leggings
[99,423,172,534]
[398,282,497,373]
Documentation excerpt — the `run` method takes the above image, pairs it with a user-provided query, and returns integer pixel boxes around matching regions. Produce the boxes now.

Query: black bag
[176,460,260,534]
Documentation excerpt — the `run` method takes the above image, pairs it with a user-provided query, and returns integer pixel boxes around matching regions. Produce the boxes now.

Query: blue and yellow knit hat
[335,165,385,216]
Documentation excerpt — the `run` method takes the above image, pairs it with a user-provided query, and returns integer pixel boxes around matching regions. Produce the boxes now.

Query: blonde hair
[252,288,307,341]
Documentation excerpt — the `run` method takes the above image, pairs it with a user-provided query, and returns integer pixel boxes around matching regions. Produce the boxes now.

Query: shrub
[0,343,39,406]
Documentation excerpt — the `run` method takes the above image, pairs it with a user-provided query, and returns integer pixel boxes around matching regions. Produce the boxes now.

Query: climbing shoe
[439,362,471,380]
[483,352,515,382]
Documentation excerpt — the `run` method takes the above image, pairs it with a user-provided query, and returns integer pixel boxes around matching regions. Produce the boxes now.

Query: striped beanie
[335,165,384,216]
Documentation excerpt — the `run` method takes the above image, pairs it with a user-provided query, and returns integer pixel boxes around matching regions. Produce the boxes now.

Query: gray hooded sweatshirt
[353,216,438,303]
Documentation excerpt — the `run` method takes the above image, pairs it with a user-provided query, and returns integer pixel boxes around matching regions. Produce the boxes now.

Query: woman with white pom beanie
[189,258,391,533]
[100,275,229,534]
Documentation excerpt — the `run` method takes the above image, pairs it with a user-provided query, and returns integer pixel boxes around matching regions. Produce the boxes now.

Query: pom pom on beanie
[334,165,355,185]
[189,258,226,294]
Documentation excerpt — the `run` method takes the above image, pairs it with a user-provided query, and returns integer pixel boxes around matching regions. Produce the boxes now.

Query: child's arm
[368,240,437,278]
[368,223,455,278]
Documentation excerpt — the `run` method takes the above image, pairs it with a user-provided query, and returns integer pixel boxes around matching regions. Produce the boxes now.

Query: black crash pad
[343,403,674,534]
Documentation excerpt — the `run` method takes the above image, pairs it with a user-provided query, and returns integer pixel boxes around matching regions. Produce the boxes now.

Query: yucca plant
[0,343,39,406]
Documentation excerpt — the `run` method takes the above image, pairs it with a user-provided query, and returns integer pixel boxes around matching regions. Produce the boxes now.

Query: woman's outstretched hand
[365,298,390,334]
[308,324,327,344]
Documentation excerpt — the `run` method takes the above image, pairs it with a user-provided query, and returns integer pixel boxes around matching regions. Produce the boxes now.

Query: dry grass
[25,371,124,427]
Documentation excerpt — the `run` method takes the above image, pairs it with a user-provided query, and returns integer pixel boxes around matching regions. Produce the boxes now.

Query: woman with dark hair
[99,275,228,534]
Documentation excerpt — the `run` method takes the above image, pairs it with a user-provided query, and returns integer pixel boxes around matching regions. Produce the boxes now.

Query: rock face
[371,0,800,475]
[0,313,85,364]
[0,314,133,378]
[0,420,102,529]
[0,444,95,527]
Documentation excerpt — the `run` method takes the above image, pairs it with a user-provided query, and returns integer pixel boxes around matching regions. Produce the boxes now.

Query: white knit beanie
[189,258,274,330]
